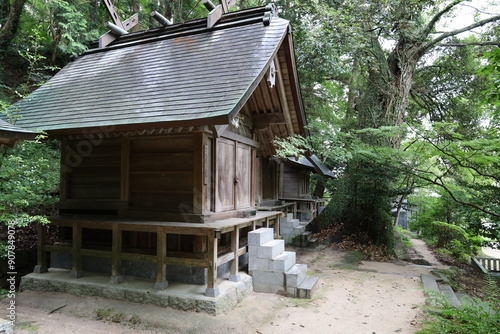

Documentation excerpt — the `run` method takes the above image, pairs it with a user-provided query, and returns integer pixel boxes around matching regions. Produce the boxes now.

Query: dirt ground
[5,238,450,334]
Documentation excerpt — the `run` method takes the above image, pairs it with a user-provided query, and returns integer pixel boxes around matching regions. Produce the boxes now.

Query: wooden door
[236,143,252,209]
[216,139,235,211]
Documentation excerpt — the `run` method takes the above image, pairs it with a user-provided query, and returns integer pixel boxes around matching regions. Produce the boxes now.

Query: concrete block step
[258,239,285,259]
[440,283,462,308]
[285,263,307,288]
[421,274,440,295]
[252,270,285,287]
[297,276,319,299]
[280,213,294,223]
[280,219,300,229]
[270,251,296,273]
[299,232,311,247]
[307,237,319,248]
[293,226,305,235]
[248,228,274,246]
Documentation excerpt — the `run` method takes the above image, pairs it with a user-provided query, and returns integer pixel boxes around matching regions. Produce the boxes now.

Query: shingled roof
[0,119,37,148]
[12,6,305,138]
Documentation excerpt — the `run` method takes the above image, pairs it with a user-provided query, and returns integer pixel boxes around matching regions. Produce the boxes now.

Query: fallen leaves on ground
[314,223,394,261]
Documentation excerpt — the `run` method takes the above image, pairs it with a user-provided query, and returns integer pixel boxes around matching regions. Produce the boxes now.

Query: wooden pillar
[205,232,220,297]
[229,226,240,282]
[154,227,168,290]
[33,224,48,273]
[109,223,124,284]
[70,222,83,278]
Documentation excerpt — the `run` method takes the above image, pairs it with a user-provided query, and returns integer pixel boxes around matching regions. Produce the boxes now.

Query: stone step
[307,237,319,248]
[248,228,274,246]
[280,213,295,223]
[299,232,312,247]
[270,251,296,273]
[440,283,462,308]
[293,226,305,235]
[297,276,319,299]
[421,274,440,295]
[251,239,285,259]
[280,224,304,236]
[251,270,285,294]
[285,263,308,289]
[280,219,300,229]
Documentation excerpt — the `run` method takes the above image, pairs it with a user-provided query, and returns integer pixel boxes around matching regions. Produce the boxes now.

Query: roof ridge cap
[85,5,279,54]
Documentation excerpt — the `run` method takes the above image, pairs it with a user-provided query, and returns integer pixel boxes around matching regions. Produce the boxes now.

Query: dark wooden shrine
[13,5,313,296]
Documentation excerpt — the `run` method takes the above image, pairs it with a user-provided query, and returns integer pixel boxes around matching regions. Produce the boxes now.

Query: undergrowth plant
[418,274,500,334]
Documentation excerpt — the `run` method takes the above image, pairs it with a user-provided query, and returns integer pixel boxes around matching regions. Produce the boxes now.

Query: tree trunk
[0,0,26,50]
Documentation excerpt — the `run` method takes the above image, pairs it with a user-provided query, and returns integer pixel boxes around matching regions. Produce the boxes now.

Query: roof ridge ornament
[263,3,277,26]
[99,0,139,48]
[203,0,236,29]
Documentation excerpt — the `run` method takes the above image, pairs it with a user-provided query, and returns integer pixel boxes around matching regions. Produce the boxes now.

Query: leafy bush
[414,221,482,261]
[0,139,59,255]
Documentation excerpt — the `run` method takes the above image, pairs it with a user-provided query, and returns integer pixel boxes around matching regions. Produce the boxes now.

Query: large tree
[277,0,500,250]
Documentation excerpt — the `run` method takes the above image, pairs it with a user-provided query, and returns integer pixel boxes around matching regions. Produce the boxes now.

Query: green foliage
[412,220,483,261]
[273,134,311,159]
[418,288,500,334]
[479,47,500,119]
[0,139,60,227]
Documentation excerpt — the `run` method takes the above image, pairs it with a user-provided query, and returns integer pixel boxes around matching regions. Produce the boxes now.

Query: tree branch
[421,0,465,38]
[421,13,500,54]
[404,164,500,218]
[438,42,500,47]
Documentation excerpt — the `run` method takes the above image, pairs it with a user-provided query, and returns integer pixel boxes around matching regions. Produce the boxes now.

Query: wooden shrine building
[13,5,318,298]
[0,119,37,148]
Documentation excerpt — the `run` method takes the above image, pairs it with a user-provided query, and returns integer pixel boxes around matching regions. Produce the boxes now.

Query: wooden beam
[274,58,295,135]
[155,227,168,289]
[70,223,83,278]
[120,138,130,204]
[252,112,286,130]
[110,223,123,283]
[207,5,223,29]
[229,226,240,281]
[103,0,124,28]
[206,233,219,296]
[193,132,204,215]
[221,0,236,13]
[34,224,48,273]
[220,130,260,148]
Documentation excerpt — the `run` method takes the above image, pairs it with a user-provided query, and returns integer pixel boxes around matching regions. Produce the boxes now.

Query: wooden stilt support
[70,222,84,278]
[229,226,240,282]
[110,223,124,284]
[205,232,220,297]
[34,224,48,273]
[154,227,168,290]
